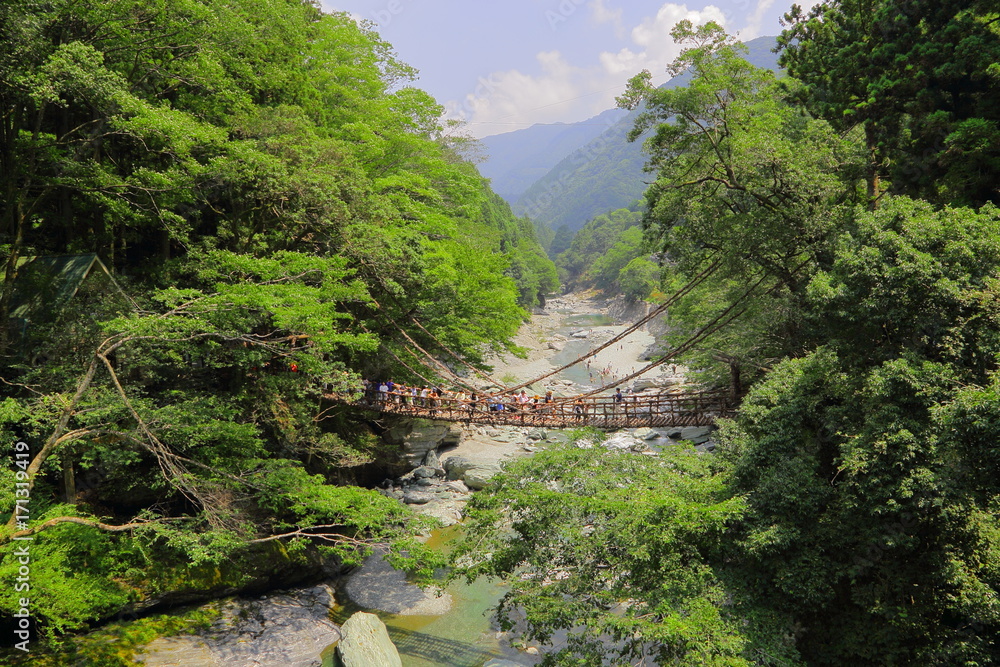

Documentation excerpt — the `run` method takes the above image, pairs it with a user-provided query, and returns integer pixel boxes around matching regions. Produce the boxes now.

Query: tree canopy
[0,0,556,643]
[456,12,1000,665]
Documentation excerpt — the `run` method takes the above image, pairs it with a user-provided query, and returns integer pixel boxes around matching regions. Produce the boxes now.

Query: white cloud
[602,3,727,75]
[451,3,727,137]
[445,51,590,136]
[738,0,776,40]
[589,0,625,37]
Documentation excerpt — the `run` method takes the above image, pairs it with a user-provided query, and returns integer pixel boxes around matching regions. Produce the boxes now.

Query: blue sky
[321,1,820,136]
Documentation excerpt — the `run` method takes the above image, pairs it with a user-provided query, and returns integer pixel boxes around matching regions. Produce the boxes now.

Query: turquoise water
[562,313,614,328]
[330,526,540,667]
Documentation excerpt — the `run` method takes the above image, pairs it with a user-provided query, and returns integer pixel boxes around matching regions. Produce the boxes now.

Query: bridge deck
[333,390,731,430]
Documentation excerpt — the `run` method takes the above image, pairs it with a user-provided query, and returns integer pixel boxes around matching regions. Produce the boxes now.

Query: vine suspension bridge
[340,390,733,430]
[326,258,766,430]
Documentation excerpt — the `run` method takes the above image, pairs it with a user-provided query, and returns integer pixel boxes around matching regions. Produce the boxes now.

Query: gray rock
[411,465,439,479]
[696,440,717,453]
[402,490,436,504]
[632,427,658,440]
[422,448,442,470]
[527,428,547,441]
[411,499,465,526]
[442,480,470,494]
[631,379,659,392]
[546,341,564,351]
[337,612,402,667]
[382,419,463,470]
[377,487,403,501]
[445,456,502,489]
[677,426,714,444]
[603,433,643,451]
[443,455,475,479]
[137,585,339,667]
[344,550,452,615]
[463,465,502,490]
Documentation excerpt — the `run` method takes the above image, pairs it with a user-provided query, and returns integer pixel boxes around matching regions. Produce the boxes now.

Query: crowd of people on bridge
[357,378,646,421]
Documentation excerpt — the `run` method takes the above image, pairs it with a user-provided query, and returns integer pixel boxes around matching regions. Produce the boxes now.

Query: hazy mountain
[479,36,781,241]
[478,107,627,201]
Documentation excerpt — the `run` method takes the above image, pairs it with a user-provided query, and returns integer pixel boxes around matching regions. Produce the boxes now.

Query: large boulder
[344,549,452,616]
[336,612,402,667]
[443,456,502,490]
[137,585,340,667]
[666,426,714,445]
[381,418,464,470]
[463,466,502,490]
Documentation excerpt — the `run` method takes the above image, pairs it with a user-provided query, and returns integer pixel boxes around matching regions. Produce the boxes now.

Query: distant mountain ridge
[477,36,781,242]
[478,107,627,201]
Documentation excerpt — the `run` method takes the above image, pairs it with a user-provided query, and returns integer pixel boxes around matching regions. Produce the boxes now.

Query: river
[332,292,676,666]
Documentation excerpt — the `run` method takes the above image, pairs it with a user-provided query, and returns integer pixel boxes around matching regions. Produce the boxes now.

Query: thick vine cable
[365,299,482,393]
[556,274,774,404]
[547,258,810,405]
[358,254,722,395]
[498,256,723,394]
[358,322,443,387]
[358,259,509,389]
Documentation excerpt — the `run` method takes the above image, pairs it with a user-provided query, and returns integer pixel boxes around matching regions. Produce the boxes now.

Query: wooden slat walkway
[331,390,732,430]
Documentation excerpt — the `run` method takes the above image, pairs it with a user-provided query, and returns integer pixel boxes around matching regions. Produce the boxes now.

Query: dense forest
[3,0,1000,665]
[455,4,1000,665]
[550,206,663,302]
[0,0,557,658]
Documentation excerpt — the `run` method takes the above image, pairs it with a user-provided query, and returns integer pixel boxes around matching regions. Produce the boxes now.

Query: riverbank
[334,291,703,666]
[123,291,695,667]
[489,291,683,396]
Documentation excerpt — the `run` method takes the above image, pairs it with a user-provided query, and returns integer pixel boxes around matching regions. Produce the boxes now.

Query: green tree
[719,198,1000,664]
[617,21,863,388]
[778,0,1000,207]
[454,437,750,666]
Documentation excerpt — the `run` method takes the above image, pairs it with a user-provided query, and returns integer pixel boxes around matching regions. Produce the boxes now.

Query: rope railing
[328,389,732,430]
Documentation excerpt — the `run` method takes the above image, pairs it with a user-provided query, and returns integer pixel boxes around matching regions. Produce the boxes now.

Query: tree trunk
[62,454,77,504]
[730,359,743,399]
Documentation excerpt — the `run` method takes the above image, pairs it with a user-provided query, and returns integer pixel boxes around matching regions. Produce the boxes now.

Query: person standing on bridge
[614,387,624,413]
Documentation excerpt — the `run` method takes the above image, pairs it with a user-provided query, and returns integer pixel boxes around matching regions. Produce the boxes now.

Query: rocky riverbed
[134,291,714,667]
[333,291,715,666]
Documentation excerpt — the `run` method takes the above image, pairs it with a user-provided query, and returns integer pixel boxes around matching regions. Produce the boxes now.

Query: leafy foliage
[778,0,1000,206]
[453,438,749,666]
[458,17,1000,665]
[0,0,552,644]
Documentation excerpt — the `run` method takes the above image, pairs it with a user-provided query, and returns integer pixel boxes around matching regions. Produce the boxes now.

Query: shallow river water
[329,296,662,666]
[330,526,532,666]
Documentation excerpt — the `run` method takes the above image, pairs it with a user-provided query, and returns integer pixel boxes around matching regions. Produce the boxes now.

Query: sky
[320,1,822,137]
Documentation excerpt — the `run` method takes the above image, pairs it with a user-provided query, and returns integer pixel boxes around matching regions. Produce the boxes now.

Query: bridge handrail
[331,387,732,423]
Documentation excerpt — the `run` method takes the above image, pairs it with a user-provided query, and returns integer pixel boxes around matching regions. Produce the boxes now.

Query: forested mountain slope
[514,36,780,238]
[478,107,626,201]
